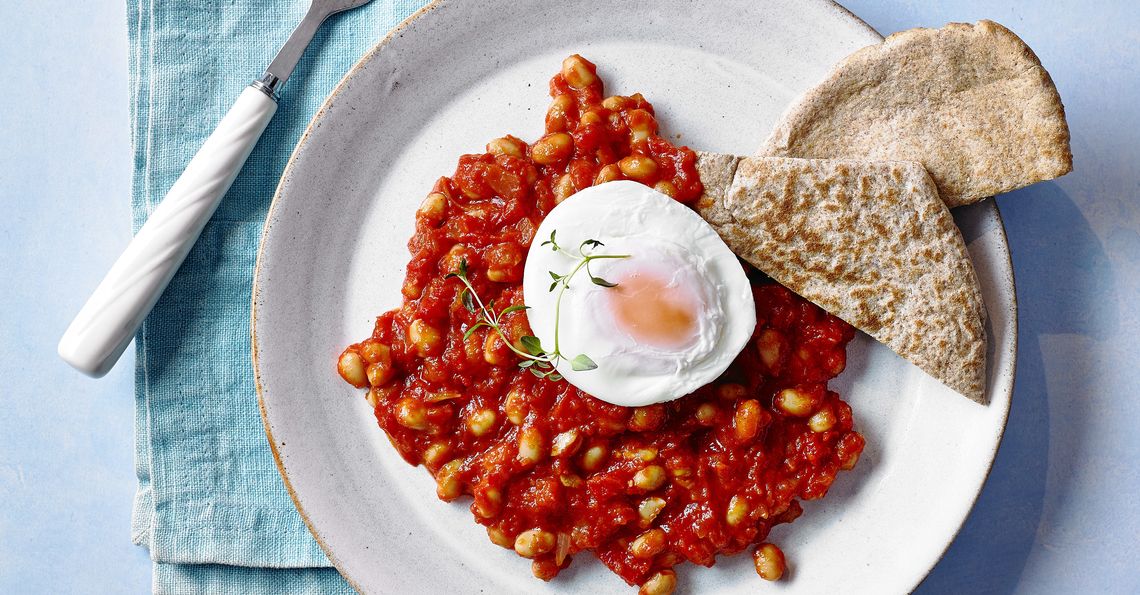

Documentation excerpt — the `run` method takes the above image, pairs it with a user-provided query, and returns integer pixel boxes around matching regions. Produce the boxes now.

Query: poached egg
[522,181,756,407]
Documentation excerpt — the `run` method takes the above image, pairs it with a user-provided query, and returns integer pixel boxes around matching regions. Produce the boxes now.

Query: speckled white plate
[252,1,1016,593]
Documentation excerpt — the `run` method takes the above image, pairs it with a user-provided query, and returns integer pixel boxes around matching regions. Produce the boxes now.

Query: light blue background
[1,1,1136,593]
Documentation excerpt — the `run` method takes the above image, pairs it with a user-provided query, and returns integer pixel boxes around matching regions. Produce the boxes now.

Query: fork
[58,0,376,377]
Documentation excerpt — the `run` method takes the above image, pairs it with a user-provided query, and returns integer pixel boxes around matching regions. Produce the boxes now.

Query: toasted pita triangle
[759,20,1072,207]
[696,153,987,403]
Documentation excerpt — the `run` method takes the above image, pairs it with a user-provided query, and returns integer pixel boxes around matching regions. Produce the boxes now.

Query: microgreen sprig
[539,230,630,371]
[447,259,565,380]
[445,230,629,381]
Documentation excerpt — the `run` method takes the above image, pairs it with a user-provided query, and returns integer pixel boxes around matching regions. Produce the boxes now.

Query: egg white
[522,180,756,406]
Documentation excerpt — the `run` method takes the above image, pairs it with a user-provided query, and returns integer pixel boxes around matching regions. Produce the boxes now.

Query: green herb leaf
[452,231,627,380]
[570,354,597,371]
[462,322,488,342]
[519,335,544,356]
[541,230,559,251]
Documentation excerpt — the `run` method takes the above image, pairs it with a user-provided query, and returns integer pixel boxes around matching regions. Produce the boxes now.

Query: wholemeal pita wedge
[696,152,988,403]
[759,20,1072,207]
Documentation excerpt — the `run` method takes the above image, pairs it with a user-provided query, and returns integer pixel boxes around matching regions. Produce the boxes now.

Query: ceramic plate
[253,1,1016,592]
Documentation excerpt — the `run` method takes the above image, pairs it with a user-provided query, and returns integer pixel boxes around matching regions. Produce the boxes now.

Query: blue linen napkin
[126,1,425,592]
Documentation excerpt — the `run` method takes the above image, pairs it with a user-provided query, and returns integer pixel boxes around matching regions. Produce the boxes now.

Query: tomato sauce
[338,55,863,592]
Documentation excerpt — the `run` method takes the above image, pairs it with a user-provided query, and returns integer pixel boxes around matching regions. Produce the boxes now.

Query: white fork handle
[59,86,278,377]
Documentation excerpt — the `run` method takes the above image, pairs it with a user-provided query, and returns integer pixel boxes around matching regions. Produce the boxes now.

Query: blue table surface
[1,1,1137,593]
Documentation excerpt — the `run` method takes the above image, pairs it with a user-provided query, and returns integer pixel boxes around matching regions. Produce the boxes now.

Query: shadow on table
[917,182,1116,593]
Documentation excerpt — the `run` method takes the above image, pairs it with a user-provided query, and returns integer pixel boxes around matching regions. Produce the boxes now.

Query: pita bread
[696,152,988,403]
[759,20,1072,207]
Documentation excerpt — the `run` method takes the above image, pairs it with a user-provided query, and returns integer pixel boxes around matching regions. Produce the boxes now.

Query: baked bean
[726,495,749,527]
[407,319,443,357]
[504,388,527,425]
[417,192,447,220]
[531,133,574,165]
[638,497,666,526]
[733,399,763,443]
[435,459,463,501]
[360,341,390,364]
[618,154,658,181]
[337,350,367,388]
[594,164,623,185]
[475,487,502,519]
[486,135,526,158]
[395,397,428,430]
[629,528,667,559]
[502,315,532,353]
[632,447,658,462]
[753,543,786,581]
[551,429,582,458]
[545,95,576,133]
[602,95,628,111]
[483,332,512,366]
[487,526,514,549]
[628,405,665,431]
[559,473,583,488]
[695,403,718,424]
[775,388,815,417]
[561,54,597,89]
[653,180,677,198]
[579,110,604,126]
[401,277,423,300]
[422,442,451,468]
[757,329,785,370]
[838,432,865,470]
[626,108,657,142]
[485,243,523,283]
[580,444,608,472]
[531,558,562,581]
[639,570,677,595]
[467,408,497,437]
[439,244,469,276]
[518,427,545,465]
[809,405,837,433]
[366,361,395,387]
[631,465,667,491]
[514,529,556,558]
[553,174,575,203]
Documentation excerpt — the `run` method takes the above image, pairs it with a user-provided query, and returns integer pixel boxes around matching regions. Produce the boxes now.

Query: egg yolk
[606,269,700,349]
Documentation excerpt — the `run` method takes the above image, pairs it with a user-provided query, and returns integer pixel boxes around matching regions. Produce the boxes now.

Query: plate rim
[252,3,444,592]
[251,2,1017,592]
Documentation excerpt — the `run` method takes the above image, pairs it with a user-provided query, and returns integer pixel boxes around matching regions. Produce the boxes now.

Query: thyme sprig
[539,230,630,372]
[445,230,629,381]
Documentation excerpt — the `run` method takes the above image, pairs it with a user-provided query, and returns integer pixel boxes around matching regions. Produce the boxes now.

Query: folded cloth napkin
[126,1,425,592]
